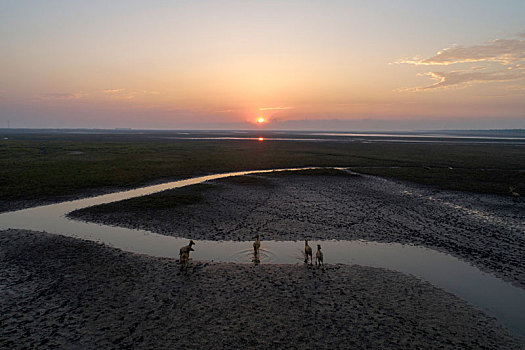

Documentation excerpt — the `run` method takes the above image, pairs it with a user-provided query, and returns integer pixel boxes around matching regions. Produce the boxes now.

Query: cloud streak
[102,88,135,100]
[399,69,525,92]
[103,89,124,93]
[102,89,160,99]
[37,92,86,101]
[396,37,525,92]
[259,106,294,111]
[396,39,525,66]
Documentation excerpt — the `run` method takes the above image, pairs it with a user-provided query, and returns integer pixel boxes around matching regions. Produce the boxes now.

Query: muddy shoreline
[70,173,525,289]
[1,229,523,349]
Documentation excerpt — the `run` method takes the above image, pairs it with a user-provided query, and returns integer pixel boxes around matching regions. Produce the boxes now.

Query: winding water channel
[1,167,524,337]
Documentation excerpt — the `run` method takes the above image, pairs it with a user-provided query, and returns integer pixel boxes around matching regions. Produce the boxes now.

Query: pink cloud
[37,92,86,101]
[396,36,525,92]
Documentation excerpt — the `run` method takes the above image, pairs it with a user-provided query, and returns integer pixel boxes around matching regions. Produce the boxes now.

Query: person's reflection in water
[253,234,261,264]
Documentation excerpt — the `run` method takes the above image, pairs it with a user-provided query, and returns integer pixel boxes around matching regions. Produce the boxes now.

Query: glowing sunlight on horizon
[1,1,524,130]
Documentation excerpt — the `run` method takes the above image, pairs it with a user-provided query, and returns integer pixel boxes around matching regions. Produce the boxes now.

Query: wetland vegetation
[0,130,523,207]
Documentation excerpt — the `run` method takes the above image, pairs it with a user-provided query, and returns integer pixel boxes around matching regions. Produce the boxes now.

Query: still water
[1,167,524,336]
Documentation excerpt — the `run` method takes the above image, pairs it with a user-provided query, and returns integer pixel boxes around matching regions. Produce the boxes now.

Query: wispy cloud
[37,92,86,101]
[259,106,294,111]
[102,88,160,99]
[103,88,124,93]
[395,39,525,66]
[395,36,525,92]
[102,88,135,100]
[141,90,161,95]
[398,68,525,92]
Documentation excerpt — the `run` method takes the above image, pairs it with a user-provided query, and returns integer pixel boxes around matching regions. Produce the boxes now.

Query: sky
[1,0,525,130]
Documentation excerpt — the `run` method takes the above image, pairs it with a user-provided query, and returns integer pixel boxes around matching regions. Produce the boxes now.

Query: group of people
[178,236,324,271]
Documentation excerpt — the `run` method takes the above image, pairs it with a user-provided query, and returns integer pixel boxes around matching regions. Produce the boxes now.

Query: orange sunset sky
[1,1,524,130]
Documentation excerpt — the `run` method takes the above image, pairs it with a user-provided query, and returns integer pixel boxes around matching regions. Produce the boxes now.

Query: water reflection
[252,234,261,264]
[229,248,275,265]
[154,132,525,144]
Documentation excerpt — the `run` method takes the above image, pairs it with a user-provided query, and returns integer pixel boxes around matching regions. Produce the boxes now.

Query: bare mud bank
[1,229,523,349]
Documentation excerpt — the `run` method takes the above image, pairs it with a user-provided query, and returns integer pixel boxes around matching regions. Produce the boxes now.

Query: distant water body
[154,131,525,144]
[3,128,523,144]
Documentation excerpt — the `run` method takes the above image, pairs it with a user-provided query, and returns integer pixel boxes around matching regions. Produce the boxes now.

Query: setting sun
[257,118,265,123]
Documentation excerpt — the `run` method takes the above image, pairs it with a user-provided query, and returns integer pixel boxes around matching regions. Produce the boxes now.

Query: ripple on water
[229,248,278,263]
[229,246,310,264]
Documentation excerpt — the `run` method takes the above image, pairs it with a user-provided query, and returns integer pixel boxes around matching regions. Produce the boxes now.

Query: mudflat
[71,172,525,289]
[1,229,523,349]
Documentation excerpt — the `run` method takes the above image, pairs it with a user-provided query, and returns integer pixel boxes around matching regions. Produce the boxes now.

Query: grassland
[0,131,523,203]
